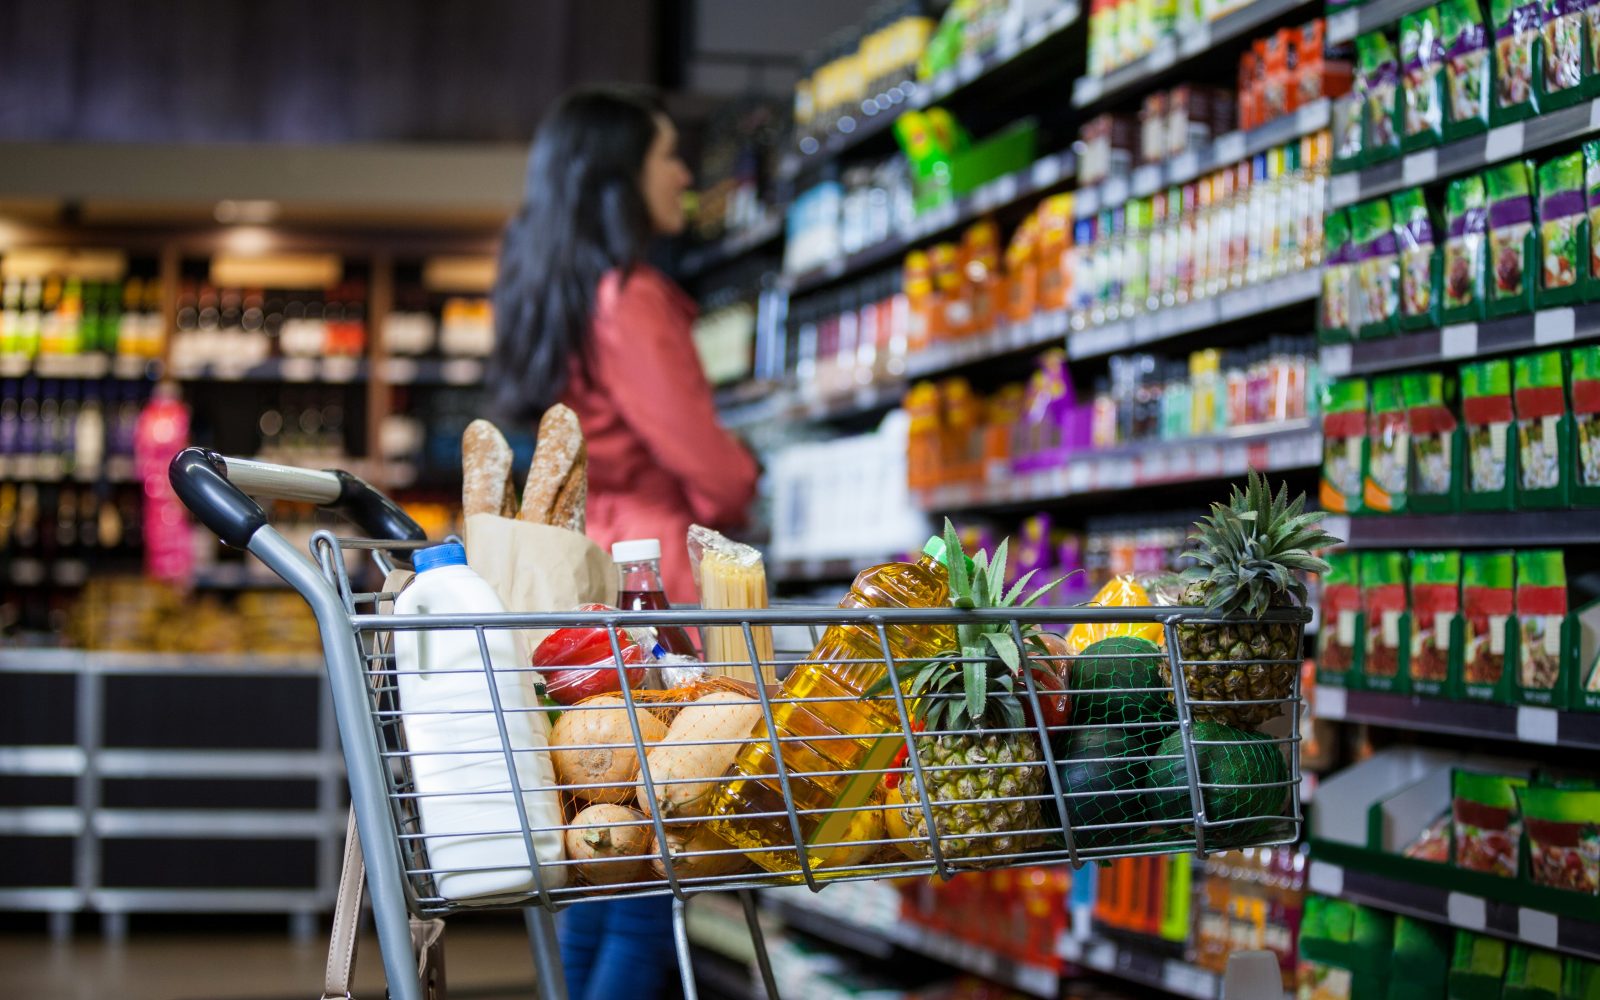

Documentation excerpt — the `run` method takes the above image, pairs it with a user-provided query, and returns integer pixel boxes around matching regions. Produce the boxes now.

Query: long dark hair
[490,87,664,423]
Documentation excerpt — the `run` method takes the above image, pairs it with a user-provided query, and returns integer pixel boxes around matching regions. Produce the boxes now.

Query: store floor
[3,920,540,1000]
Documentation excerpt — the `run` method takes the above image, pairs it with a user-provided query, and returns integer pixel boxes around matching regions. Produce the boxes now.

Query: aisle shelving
[1072,0,1319,109]
[1313,684,1600,750]
[916,420,1319,513]
[0,353,158,381]
[1326,511,1600,549]
[1326,0,1435,43]
[1058,934,1221,1000]
[167,355,367,385]
[779,2,1082,180]
[1306,856,1600,962]
[1329,97,1600,209]
[1321,303,1600,377]
[679,214,786,281]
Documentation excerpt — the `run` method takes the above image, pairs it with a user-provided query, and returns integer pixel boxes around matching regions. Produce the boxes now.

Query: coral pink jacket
[560,265,758,603]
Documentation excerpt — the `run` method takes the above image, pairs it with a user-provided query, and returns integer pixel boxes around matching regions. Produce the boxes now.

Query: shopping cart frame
[170,448,1309,1000]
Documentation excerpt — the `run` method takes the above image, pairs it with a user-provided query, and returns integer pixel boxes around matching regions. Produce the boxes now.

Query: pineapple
[885,522,1059,863]
[1170,471,1340,727]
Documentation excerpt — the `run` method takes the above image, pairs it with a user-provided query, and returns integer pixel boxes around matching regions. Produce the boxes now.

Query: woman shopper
[489,87,758,999]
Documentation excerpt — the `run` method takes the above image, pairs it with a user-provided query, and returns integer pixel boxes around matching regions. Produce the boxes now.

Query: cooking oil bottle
[705,536,958,874]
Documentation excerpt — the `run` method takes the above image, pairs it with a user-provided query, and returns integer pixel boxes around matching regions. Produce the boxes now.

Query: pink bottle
[134,384,192,583]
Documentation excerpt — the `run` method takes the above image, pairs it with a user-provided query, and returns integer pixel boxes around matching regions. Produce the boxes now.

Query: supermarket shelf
[1313,685,1600,750]
[1329,97,1600,209]
[1069,270,1319,361]
[769,899,1059,997]
[379,356,488,387]
[1325,511,1600,549]
[779,3,1081,180]
[916,421,1320,513]
[1327,0,1434,43]
[785,150,1076,296]
[1321,304,1600,377]
[3,558,90,587]
[0,353,160,380]
[0,456,136,484]
[169,355,368,384]
[678,214,786,280]
[721,379,906,431]
[1072,0,1318,110]
[1307,858,1600,962]
[1074,101,1330,220]
[1058,934,1220,1000]
[0,649,324,675]
[907,269,1318,379]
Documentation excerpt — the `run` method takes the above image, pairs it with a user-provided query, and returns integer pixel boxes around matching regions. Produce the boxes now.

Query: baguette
[461,419,515,518]
[520,404,585,524]
[549,446,588,532]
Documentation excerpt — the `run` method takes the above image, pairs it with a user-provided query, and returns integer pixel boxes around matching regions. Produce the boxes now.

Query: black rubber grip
[327,469,427,548]
[168,447,269,550]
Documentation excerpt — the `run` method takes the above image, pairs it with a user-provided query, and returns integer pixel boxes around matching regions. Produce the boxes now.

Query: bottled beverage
[706,536,956,873]
[612,538,696,658]
[394,542,566,899]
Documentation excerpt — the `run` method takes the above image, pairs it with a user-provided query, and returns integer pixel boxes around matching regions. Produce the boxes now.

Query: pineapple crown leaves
[1182,471,1342,616]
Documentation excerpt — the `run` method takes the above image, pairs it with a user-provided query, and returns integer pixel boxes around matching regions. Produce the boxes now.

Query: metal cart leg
[739,891,781,1000]
[672,897,699,1000]
[524,906,569,1000]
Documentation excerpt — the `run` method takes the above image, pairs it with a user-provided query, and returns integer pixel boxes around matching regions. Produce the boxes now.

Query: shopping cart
[170,448,1308,1000]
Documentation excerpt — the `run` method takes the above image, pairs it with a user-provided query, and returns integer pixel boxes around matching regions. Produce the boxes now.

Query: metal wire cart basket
[169,449,1307,1000]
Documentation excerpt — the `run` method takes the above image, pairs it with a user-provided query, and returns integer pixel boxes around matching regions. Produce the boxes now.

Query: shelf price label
[1518,908,1560,949]
[1485,122,1526,161]
[1307,860,1344,897]
[1328,7,1359,41]
[1031,155,1065,189]
[1212,131,1246,166]
[1515,706,1559,744]
[1441,323,1479,358]
[1446,893,1487,931]
[1535,308,1576,344]
[1402,150,1438,185]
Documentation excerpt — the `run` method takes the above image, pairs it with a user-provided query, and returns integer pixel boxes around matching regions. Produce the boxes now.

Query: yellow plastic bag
[1063,575,1165,653]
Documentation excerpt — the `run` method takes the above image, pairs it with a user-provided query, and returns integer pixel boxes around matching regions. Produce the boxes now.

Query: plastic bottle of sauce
[612,538,697,658]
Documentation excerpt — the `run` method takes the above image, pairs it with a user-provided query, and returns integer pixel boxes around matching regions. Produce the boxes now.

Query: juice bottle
[612,538,697,658]
[705,537,958,873]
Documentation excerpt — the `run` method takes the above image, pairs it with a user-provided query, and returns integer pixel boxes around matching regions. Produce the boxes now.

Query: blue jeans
[558,896,677,1000]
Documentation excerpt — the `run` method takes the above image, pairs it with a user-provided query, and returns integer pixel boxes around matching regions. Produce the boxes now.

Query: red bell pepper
[533,604,651,705]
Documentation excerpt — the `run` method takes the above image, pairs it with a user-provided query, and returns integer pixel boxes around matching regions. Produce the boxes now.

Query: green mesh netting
[1145,720,1290,848]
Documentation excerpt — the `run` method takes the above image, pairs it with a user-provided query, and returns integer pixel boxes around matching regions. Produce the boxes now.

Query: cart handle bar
[169,447,426,552]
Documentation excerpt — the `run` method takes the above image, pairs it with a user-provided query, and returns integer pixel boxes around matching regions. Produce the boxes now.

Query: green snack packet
[1401,9,1447,149]
[1394,188,1443,328]
[1573,345,1600,503]
[1461,358,1516,509]
[1539,151,1589,305]
[1335,71,1369,170]
[1362,550,1409,690]
[1486,161,1538,316]
[1453,769,1529,876]
[1506,945,1567,1000]
[1441,0,1493,139]
[1516,785,1600,894]
[1462,551,1516,701]
[1450,931,1509,1000]
[1409,550,1462,695]
[1319,550,1364,684]
[1405,371,1462,511]
[1367,376,1410,512]
[1358,32,1403,162]
[1389,915,1452,999]
[1566,956,1600,999]
[1515,549,1569,705]
[1514,349,1573,507]
[1444,174,1490,323]
[1322,209,1358,342]
[1322,378,1371,514]
[1491,0,1542,122]
[1538,0,1586,110]
[1586,141,1600,301]
[1354,199,1402,338]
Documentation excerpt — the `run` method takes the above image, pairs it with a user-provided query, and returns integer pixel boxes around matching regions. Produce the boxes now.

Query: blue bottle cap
[413,542,467,573]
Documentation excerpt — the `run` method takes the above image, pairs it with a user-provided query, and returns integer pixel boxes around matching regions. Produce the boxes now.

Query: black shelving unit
[1329,511,1600,549]
[1322,304,1600,377]
[1314,684,1600,750]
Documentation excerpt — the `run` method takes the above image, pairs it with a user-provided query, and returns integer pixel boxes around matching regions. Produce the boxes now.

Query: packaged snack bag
[1358,32,1403,162]
[1463,551,1516,700]
[1514,349,1573,507]
[1362,550,1409,689]
[1453,768,1529,876]
[1401,8,1447,149]
[1365,375,1410,512]
[1321,378,1371,513]
[1516,549,1569,705]
[1539,0,1587,109]
[1441,0,1494,139]
[1492,0,1543,121]
[1333,56,1368,169]
[1319,550,1364,683]
[1410,551,1462,696]
[1405,370,1462,511]
[1572,344,1600,503]
[1538,151,1589,305]
[1353,198,1401,338]
[1516,785,1600,894]
[1586,141,1600,301]
[1444,174,1491,323]
[1321,208,1358,342]
[1393,187,1442,329]
[1462,358,1517,509]
[1486,160,1538,316]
